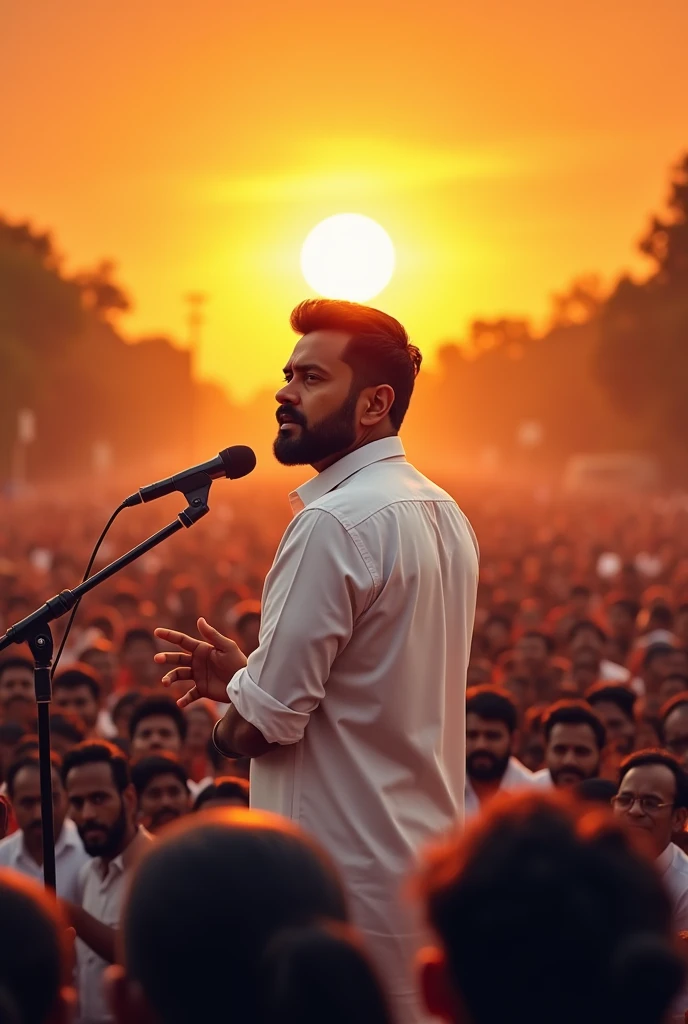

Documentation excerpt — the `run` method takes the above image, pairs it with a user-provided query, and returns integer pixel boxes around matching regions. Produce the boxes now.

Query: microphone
[123,446,256,507]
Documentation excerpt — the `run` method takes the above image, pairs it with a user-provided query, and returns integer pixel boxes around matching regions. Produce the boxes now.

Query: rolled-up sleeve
[227,509,375,745]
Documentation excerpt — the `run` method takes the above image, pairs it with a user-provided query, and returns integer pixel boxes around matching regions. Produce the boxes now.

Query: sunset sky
[3,0,688,400]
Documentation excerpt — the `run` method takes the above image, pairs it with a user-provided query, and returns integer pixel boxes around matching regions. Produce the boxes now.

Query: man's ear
[418,946,461,1023]
[359,384,395,427]
[106,964,155,1024]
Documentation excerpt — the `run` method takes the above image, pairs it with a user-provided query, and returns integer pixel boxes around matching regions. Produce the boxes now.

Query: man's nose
[275,381,299,405]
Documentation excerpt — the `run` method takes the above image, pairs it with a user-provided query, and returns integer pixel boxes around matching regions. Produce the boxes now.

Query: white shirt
[599,659,631,683]
[0,818,88,900]
[657,842,688,931]
[465,757,536,821]
[76,828,152,1024]
[531,768,555,788]
[228,437,479,1022]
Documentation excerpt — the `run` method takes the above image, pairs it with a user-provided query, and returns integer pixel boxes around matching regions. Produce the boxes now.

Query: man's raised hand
[153,617,248,708]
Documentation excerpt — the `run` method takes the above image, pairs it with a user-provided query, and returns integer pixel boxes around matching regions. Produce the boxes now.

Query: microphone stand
[0,481,213,889]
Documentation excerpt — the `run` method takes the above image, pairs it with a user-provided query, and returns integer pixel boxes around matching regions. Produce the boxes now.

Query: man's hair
[131,754,189,797]
[0,657,33,682]
[660,692,688,737]
[121,810,392,1024]
[122,627,156,651]
[542,700,607,750]
[585,683,636,721]
[643,643,675,670]
[465,686,518,734]
[569,620,607,645]
[112,691,142,720]
[129,697,188,743]
[6,752,62,800]
[193,777,250,812]
[52,664,101,702]
[619,750,688,809]
[290,298,422,431]
[416,794,684,1024]
[62,740,130,793]
[49,712,86,746]
[0,869,69,1024]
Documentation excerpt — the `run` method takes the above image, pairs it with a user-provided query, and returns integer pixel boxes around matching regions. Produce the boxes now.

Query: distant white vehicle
[563,453,660,494]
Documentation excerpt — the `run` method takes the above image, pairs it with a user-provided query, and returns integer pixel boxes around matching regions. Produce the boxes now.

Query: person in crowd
[481,614,512,661]
[231,600,262,657]
[416,793,685,1024]
[676,604,688,649]
[128,696,187,761]
[110,692,140,744]
[0,657,34,711]
[568,644,603,693]
[532,700,606,788]
[0,794,9,840]
[53,665,102,737]
[660,694,688,771]
[659,672,688,704]
[0,753,88,900]
[84,608,124,648]
[0,721,25,787]
[464,686,533,819]
[62,740,152,1024]
[606,597,640,657]
[512,631,554,700]
[612,750,688,930]
[49,712,86,759]
[107,809,394,1024]
[638,644,680,709]
[192,776,250,811]
[568,620,631,682]
[118,628,161,691]
[154,298,479,1024]
[0,868,75,1024]
[181,700,217,785]
[585,681,637,755]
[80,639,119,695]
[131,753,191,833]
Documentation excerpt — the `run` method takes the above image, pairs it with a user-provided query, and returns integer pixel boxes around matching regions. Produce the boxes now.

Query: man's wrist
[212,718,242,759]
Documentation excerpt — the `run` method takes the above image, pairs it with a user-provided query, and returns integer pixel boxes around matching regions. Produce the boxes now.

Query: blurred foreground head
[0,867,73,1024]
[417,793,684,1024]
[110,808,392,1024]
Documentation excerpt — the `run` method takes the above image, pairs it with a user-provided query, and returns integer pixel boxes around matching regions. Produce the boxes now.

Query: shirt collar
[289,437,406,515]
[98,826,151,879]
[657,843,675,875]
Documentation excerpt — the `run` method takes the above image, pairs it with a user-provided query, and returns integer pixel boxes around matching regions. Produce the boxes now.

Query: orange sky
[3,0,688,399]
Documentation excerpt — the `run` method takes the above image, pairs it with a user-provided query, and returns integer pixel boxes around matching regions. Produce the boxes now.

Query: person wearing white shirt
[155,298,479,1024]
[465,686,534,821]
[0,754,88,901]
[612,749,688,931]
[531,700,606,790]
[62,740,153,1024]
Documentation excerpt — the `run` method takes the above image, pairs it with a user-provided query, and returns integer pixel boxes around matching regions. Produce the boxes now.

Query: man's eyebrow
[282,362,330,376]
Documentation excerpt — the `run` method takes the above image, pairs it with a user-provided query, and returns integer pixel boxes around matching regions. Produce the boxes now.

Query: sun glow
[300,213,396,303]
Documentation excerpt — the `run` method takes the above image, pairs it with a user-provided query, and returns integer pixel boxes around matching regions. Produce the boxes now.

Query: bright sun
[300,213,395,303]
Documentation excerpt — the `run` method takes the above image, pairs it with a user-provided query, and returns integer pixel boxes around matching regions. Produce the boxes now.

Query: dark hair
[0,723,25,747]
[417,794,684,1024]
[0,658,33,683]
[569,620,607,646]
[122,809,392,1024]
[466,686,518,733]
[49,712,86,747]
[609,598,640,620]
[112,691,141,721]
[585,683,637,721]
[13,737,39,760]
[576,778,617,805]
[643,644,675,670]
[193,776,250,812]
[542,700,607,750]
[122,627,156,651]
[619,750,688,809]
[290,298,421,431]
[0,869,68,1024]
[62,740,130,793]
[520,630,555,654]
[52,664,101,703]
[129,697,188,743]
[6,753,62,801]
[131,754,189,798]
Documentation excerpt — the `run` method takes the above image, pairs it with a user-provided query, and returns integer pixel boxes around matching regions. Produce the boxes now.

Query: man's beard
[79,805,128,857]
[466,750,511,783]
[550,761,600,788]
[273,390,358,466]
[149,807,182,832]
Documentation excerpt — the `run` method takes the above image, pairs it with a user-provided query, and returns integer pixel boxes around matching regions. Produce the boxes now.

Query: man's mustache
[276,406,307,427]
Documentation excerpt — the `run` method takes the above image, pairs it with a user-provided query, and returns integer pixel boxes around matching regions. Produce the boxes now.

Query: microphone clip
[177,479,212,528]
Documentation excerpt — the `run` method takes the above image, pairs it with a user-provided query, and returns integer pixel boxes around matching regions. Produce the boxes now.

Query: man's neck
[469,775,505,804]
[98,824,138,874]
[311,427,397,473]
[23,823,63,867]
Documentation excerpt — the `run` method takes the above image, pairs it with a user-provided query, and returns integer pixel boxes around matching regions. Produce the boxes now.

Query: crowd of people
[2,482,688,1022]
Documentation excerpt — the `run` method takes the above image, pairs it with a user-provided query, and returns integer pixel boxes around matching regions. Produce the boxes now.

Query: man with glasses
[612,749,688,930]
[660,695,688,770]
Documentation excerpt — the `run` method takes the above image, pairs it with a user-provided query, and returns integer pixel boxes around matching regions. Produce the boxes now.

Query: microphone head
[219,446,256,480]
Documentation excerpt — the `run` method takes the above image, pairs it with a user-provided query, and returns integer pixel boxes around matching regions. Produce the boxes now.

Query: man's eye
[305,374,320,383]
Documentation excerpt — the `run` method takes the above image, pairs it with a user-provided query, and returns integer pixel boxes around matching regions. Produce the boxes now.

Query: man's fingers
[154,651,192,666]
[161,667,194,686]
[198,617,236,652]
[154,627,202,653]
[177,686,200,709]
